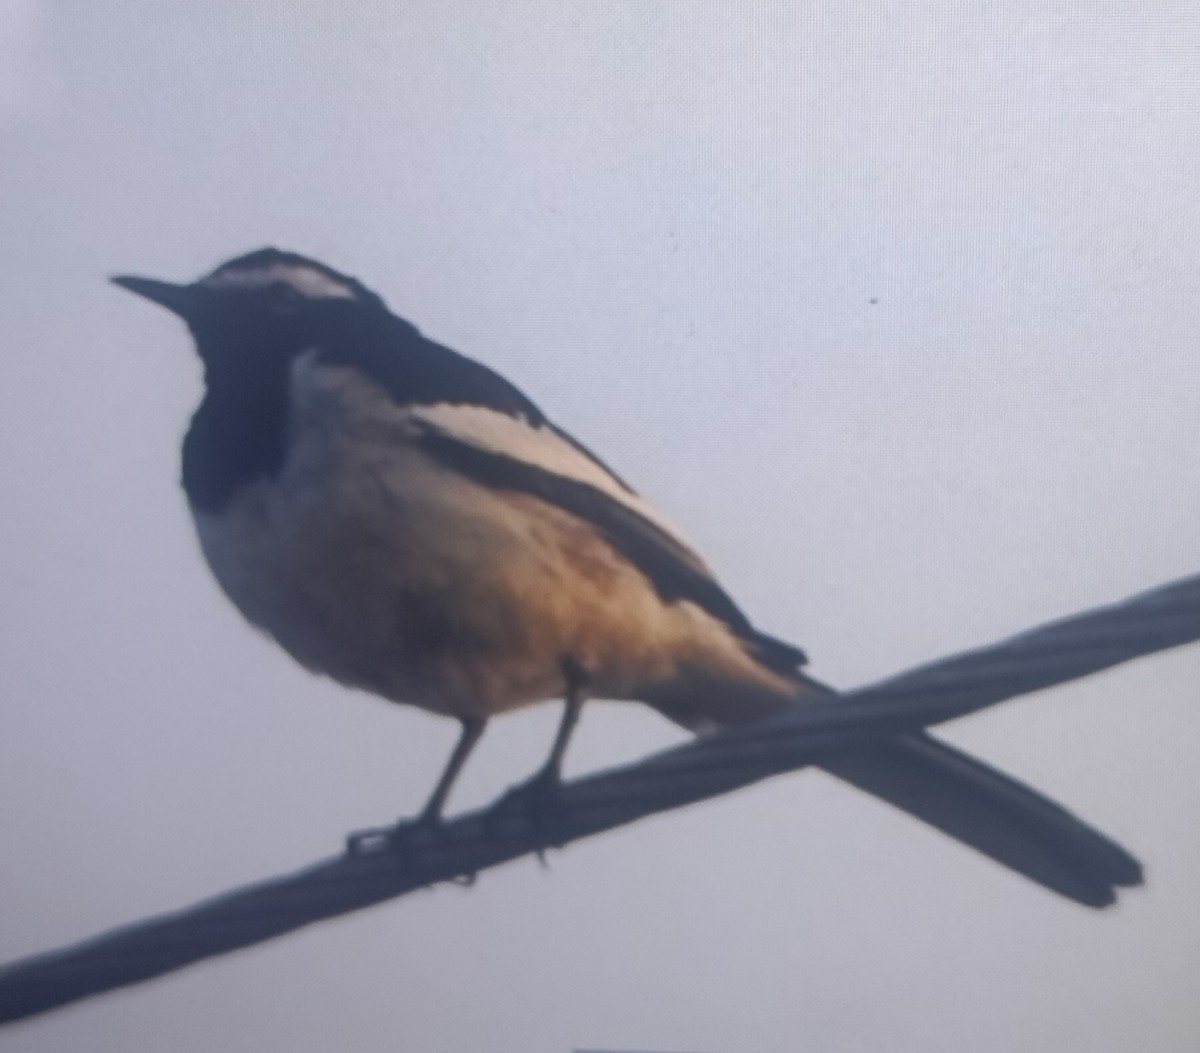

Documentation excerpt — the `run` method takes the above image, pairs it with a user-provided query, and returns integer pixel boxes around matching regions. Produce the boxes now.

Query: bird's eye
[269,282,303,312]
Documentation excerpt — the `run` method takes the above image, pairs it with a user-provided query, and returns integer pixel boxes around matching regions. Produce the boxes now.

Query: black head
[112,248,388,377]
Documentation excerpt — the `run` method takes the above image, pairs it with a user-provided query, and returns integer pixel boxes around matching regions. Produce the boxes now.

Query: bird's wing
[404,402,807,673]
[316,318,806,672]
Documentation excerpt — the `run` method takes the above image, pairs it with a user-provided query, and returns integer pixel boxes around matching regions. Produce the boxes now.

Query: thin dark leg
[533,679,584,785]
[345,716,486,855]
[485,660,587,845]
[417,716,487,823]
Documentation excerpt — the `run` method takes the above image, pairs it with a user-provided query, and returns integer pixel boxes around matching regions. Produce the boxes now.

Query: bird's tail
[660,670,1142,906]
[817,729,1141,906]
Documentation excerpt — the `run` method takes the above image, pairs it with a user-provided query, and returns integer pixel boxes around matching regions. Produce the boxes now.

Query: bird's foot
[345,815,480,887]
[345,811,446,859]
[484,765,569,859]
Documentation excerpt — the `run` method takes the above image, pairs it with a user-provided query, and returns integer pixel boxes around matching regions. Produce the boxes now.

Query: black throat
[182,354,293,514]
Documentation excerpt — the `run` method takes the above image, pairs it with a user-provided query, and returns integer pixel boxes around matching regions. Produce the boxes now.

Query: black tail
[818,731,1141,906]
[655,665,1141,906]
[783,674,1140,906]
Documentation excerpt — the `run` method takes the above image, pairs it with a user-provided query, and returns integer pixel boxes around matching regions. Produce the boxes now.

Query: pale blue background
[2,3,1199,1051]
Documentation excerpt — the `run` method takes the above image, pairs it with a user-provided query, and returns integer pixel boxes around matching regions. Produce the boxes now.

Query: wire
[1,572,1198,1025]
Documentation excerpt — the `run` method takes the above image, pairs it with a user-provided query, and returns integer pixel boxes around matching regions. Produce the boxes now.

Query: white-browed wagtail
[113,249,1141,904]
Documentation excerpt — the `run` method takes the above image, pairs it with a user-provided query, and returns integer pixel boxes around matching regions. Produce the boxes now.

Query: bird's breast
[189,356,797,725]
[189,358,677,718]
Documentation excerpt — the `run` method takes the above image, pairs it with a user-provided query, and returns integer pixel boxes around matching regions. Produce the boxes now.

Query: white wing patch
[405,403,712,572]
[202,262,359,300]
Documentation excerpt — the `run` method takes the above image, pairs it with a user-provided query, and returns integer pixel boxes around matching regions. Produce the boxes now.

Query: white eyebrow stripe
[405,402,712,571]
[202,263,359,300]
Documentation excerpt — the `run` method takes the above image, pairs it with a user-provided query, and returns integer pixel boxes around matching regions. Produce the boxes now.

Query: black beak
[111,275,202,320]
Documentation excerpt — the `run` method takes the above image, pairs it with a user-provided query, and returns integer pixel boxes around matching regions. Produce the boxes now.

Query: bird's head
[112,248,387,377]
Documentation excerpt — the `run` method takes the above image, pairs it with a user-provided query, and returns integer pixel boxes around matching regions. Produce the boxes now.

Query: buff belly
[193,440,725,720]
[191,359,801,725]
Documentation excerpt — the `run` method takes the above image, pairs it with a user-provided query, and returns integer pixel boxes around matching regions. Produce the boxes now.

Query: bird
[113,248,1141,905]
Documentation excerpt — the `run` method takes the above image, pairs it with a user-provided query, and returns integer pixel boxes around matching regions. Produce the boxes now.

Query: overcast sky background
[2,3,1199,1051]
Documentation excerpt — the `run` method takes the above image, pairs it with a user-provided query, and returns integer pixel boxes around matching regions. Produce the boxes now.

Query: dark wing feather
[317,309,805,674]
[320,312,641,493]
[411,423,807,674]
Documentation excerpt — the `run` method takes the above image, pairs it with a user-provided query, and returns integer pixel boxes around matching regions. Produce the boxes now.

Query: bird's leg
[346,716,487,856]
[486,658,586,842]
[530,672,585,792]
[414,715,488,825]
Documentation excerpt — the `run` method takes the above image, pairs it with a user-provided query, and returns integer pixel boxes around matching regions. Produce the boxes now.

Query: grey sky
[2,3,1199,1051]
